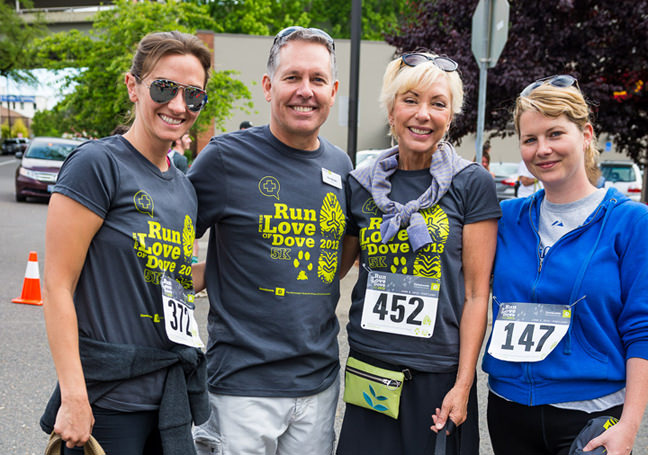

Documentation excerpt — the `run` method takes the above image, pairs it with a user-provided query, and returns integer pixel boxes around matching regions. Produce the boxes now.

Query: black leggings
[61,407,162,455]
[487,392,623,455]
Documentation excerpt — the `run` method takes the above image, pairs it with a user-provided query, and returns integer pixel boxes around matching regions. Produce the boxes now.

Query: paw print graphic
[293,250,313,280]
[390,256,407,274]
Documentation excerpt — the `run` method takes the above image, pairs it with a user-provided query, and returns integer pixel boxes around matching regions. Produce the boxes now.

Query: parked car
[2,137,29,155]
[600,160,643,202]
[14,137,82,202]
[490,161,519,201]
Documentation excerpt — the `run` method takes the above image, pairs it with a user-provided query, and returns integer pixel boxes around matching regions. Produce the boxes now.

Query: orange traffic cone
[12,251,43,306]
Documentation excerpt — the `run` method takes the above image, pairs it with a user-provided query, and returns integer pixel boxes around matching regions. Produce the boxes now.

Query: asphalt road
[0,155,646,454]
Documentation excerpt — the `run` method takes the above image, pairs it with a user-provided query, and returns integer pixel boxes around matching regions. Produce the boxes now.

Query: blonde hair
[380,52,464,137]
[514,83,601,185]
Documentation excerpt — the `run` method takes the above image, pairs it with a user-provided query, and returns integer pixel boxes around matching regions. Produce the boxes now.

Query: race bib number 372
[361,271,439,338]
[488,302,571,362]
[161,274,204,348]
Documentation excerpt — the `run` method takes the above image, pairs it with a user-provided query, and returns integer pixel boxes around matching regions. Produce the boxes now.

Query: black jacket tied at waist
[41,336,210,455]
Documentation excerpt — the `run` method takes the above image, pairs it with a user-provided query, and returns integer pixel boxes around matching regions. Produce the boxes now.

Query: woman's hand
[430,384,470,433]
[582,420,635,455]
[582,357,648,455]
[54,394,95,448]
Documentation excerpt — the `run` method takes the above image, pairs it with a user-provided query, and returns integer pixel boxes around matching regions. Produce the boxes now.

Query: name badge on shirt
[361,271,439,338]
[161,273,204,348]
[488,302,571,362]
[322,168,342,189]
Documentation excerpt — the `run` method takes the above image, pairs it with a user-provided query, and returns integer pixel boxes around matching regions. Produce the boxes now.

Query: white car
[355,150,382,169]
[600,160,643,202]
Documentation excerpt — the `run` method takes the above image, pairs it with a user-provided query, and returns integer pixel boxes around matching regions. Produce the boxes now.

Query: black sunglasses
[273,26,335,50]
[520,75,578,97]
[140,78,208,112]
[400,53,458,72]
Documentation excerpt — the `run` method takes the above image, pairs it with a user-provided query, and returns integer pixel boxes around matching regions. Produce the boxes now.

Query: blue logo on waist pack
[363,384,389,412]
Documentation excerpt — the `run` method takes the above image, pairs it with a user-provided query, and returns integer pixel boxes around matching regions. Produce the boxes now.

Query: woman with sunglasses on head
[40,31,211,455]
[336,51,500,455]
[482,76,648,455]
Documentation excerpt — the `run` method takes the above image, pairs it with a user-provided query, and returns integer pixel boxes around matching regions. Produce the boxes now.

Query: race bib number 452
[361,271,439,338]
[488,302,571,362]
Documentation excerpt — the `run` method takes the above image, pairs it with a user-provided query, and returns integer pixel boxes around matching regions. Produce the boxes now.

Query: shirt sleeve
[517,161,534,178]
[617,206,648,360]
[460,164,502,224]
[344,175,361,237]
[53,141,118,219]
[187,139,228,238]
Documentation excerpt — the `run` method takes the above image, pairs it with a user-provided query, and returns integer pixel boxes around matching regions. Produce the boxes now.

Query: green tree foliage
[29,0,251,138]
[31,108,64,137]
[198,0,309,35]
[309,0,412,41]
[1,122,11,139]
[0,0,46,82]
[11,118,29,138]
[386,0,648,162]
[194,0,410,40]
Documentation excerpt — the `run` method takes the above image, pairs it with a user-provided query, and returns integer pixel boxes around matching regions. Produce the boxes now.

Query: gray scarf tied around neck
[351,142,473,252]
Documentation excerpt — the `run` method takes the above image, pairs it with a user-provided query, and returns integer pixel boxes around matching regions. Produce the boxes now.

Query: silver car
[490,161,519,202]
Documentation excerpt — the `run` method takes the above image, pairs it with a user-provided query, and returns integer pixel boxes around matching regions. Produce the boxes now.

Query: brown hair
[129,31,212,87]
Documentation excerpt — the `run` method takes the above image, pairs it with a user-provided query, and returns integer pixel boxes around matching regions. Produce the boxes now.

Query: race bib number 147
[488,302,571,362]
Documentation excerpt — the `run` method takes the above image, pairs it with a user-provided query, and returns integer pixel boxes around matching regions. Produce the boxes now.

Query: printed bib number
[161,274,204,348]
[361,271,438,338]
[488,302,571,362]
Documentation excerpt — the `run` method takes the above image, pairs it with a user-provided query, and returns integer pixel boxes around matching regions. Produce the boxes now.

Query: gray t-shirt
[188,125,353,397]
[538,188,606,259]
[54,135,198,410]
[346,165,501,372]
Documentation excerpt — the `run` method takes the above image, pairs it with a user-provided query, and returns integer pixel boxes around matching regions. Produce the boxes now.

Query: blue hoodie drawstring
[562,198,617,354]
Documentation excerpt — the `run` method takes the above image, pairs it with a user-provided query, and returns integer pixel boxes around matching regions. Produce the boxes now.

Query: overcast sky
[1,68,78,110]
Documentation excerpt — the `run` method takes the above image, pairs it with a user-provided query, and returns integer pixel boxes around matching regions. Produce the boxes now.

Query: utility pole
[347,0,361,165]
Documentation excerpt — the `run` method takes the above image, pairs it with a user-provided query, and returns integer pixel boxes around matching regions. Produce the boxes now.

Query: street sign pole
[471,0,509,166]
[475,63,488,166]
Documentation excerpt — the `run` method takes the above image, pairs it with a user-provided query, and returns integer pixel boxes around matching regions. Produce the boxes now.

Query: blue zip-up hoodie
[482,187,648,406]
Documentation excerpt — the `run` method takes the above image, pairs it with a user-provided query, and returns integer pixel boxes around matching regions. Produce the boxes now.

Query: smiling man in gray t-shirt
[189,27,352,455]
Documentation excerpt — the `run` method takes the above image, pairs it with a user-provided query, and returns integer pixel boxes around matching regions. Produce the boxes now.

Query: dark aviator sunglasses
[520,74,578,97]
[138,77,208,112]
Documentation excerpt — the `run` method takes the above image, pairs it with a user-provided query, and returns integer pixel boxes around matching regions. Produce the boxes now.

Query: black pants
[487,392,623,455]
[62,407,162,455]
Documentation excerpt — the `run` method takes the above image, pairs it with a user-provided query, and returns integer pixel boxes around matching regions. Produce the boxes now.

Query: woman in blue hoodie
[482,75,648,455]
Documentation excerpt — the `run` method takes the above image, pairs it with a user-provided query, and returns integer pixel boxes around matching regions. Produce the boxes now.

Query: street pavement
[0,155,646,454]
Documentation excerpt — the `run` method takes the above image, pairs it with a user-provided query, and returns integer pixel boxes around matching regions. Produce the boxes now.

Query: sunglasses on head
[273,26,335,50]
[400,53,459,72]
[139,78,208,112]
[520,75,578,97]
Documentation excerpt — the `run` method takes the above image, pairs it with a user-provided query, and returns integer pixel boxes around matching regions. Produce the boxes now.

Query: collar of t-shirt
[538,188,606,256]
